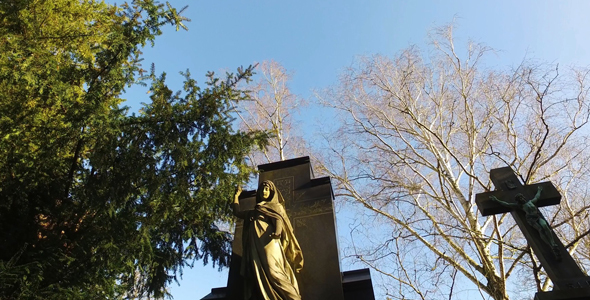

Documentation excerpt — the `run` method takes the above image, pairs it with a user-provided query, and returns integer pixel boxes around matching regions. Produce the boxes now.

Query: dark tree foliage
[0,1,266,299]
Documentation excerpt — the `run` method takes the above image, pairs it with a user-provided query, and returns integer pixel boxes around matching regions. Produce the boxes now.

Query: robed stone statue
[232,180,304,300]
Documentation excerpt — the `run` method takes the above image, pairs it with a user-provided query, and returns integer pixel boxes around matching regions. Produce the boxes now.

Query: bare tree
[315,26,590,300]
[237,61,307,165]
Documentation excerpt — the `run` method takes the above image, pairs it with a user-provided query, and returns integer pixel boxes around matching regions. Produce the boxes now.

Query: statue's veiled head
[257,180,276,203]
[255,180,287,206]
[261,181,272,200]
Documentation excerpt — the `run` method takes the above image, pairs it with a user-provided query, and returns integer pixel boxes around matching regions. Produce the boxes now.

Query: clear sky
[114,1,590,299]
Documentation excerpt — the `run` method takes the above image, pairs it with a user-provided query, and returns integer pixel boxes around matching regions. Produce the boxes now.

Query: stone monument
[201,156,375,300]
[475,167,590,300]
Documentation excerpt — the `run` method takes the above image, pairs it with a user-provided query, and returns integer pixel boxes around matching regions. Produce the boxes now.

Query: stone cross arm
[475,181,561,216]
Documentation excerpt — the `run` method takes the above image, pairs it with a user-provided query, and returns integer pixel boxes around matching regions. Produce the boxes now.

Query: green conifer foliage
[0,1,266,298]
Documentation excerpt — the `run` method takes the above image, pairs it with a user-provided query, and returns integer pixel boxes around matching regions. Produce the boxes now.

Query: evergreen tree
[0,1,265,298]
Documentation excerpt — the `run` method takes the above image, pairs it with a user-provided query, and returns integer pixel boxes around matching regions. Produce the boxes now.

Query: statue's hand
[235,186,242,197]
[537,185,543,192]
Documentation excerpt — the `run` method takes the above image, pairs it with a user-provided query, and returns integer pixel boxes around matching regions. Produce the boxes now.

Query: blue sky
[125,0,590,111]
[115,1,590,299]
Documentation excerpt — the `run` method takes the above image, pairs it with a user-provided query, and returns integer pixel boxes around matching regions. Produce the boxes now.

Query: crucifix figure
[488,186,560,260]
[475,167,590,299]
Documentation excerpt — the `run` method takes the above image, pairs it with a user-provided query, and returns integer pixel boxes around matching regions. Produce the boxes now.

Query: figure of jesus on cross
[488,185,561,260]
[476,167,590,297]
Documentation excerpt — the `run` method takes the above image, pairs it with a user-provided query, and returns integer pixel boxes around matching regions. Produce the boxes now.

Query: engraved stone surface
[201,156,375,300]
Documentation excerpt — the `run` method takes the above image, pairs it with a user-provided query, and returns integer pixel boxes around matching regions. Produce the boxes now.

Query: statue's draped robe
[236,182,303,300]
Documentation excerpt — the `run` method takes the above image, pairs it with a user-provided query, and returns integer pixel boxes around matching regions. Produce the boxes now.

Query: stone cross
[207,156,374,300]
[255,157,345,300]
[475,167,590,299]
